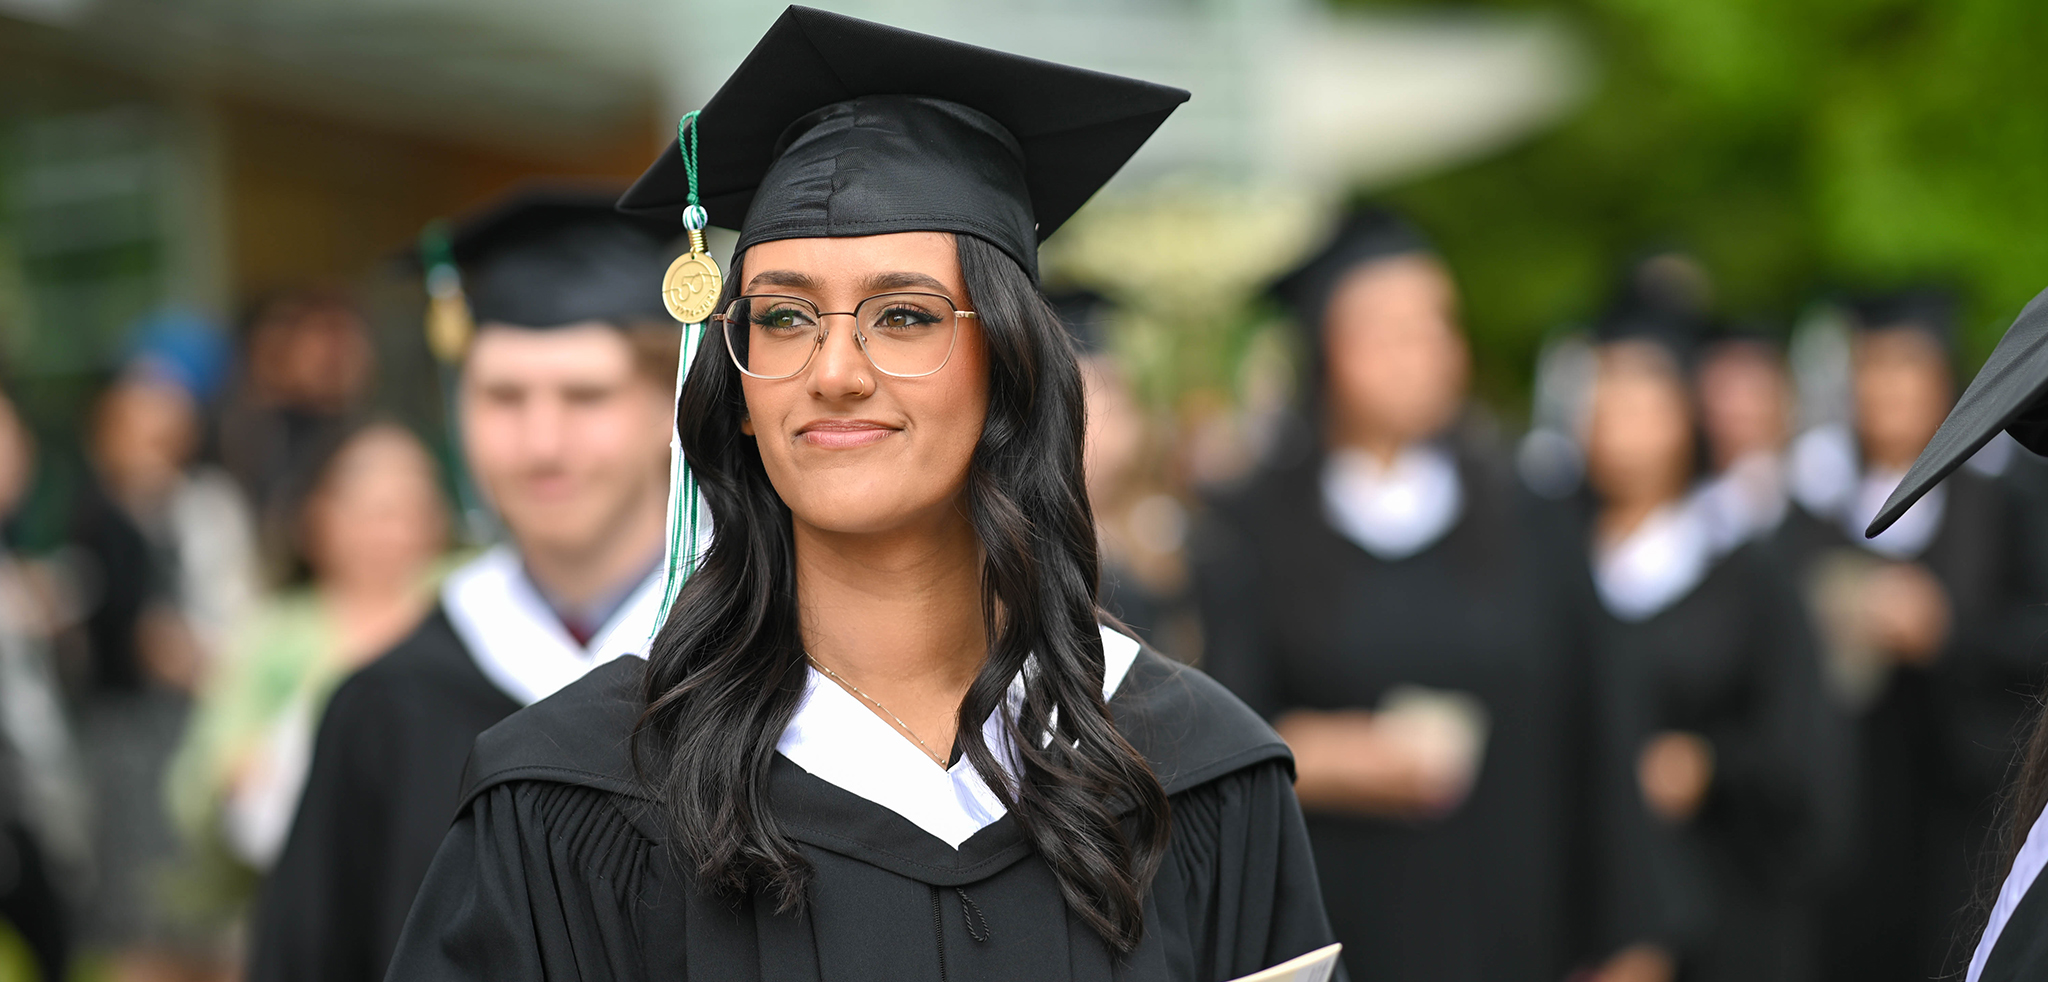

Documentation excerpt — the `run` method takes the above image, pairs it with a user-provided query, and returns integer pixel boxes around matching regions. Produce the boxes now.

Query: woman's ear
[740,411,754,436]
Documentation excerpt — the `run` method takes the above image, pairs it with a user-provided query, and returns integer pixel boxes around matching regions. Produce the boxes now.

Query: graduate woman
[1576,277,1845,982]
[1192,209,1665,982]
[1864,286,2048,982]
[384,8,1339,981]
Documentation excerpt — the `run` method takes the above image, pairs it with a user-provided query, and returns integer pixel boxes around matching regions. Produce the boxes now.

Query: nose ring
[855,376,872,398]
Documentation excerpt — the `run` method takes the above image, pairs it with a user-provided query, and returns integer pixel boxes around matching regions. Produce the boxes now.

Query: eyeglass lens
[723,293,960,379]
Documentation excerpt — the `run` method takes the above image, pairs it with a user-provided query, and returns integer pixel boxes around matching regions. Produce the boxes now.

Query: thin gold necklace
[809,658,951,769]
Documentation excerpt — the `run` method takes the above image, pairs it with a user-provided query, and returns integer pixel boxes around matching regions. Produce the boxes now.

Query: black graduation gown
[1792,470,2048,981]
[385,648,1342,982]
[248,607,520,982]
[1589,538,1844,982]
[1191,448,1643,982]
[1980,868,2048,982]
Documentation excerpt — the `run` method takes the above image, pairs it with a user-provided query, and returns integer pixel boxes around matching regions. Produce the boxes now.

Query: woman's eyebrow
[746,269,822,291]
[861,271,950,294]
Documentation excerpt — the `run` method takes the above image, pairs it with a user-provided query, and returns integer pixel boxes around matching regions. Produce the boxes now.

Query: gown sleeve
[1154,759,1345,982]
[249,671,396,982]
[385,782,656,982]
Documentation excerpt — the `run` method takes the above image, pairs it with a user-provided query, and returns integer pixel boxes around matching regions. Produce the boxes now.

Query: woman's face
[1584,342,1696,507]
[1323,255,1469,449]
[1853,327,1952,471]
[305,426,448,588]
[738,232,990,537]
[303,426,448,586]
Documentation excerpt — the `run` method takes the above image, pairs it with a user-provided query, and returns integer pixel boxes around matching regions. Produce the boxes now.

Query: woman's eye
[874,306,941,330]
[753,308,813,332]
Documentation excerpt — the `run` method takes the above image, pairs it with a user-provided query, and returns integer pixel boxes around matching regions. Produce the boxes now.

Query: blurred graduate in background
[1854,285,2048,982]
[1574,262,1846,982]
[1193,209,1662,982]
[247,193,679,982]
[1782,292,2048,982]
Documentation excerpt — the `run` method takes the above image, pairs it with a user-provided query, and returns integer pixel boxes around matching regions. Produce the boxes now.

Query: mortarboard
[621,6,1189,635]
[1841,288,1958,349]
[1591,251,1715,369]
[1267,206,1435,335]
[426,190,679,338]
[1867,286,2048,537]
[616,5,1190,281]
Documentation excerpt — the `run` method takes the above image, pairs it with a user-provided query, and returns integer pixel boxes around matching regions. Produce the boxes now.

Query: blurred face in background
[1585,342,1696,509]
[1081,355,1145,508]
[92,373,200,507]
[246,293,374,413]
[1854,327,1953,472]
[460,324,673,562]
[1696,341,1792,471]
[1321,254,1470,456]
[302,426,447,590]
[0,392,33,520]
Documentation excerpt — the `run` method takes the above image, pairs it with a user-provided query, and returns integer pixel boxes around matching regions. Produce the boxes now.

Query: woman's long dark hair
[635,233,1171,952]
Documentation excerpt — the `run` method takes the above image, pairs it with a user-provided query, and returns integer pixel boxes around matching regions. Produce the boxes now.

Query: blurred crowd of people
[0,189,2041,982]
[1150,209,2047,982]
[0,290,452,982]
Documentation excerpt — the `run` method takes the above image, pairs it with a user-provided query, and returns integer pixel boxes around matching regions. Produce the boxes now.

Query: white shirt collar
[1971,801,2048,982]
[1593,497,1717,623]
[775,623,1142,849]
[1789,424,1948,558]
[1320,444,1464,561]
[442,545,666,706]
[1848,467,1945,559]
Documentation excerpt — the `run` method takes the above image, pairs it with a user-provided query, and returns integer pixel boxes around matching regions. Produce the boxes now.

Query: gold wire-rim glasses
[714,292,978,380]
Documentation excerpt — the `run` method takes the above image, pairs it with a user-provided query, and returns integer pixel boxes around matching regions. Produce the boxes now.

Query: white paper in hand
[1225,943,1342,982]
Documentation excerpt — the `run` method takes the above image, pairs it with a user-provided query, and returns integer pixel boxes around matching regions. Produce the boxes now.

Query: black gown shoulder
[1984,869,2048,982]
[249,606,521,982]
[397,643,1336,982]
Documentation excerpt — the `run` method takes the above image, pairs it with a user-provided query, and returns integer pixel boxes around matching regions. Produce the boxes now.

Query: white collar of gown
[776,624,1142,849]
[1320,444,1464,561]
[1593,496,1718,623]
[1971,801,2048,982]
[441,545,665,707]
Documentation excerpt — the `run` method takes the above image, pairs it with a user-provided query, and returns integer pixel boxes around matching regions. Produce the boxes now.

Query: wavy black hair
[634,232,1171,952]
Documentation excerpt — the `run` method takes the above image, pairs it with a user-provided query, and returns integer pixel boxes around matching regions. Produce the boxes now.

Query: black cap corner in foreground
[1866,285,2048,538]
[616,5,1190,280]
[436,188,679,330]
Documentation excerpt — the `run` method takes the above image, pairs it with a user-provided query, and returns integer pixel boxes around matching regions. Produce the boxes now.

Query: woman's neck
[793,509,987,754]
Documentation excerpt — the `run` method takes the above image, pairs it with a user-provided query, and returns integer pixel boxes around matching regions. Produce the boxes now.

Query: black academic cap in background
[1867,286,2048,537]
[442,189,678,330]
[1592,251,1715,367]
[1842,287,1958,348]
[1268,206,1435,334]
[616,5,1190,280]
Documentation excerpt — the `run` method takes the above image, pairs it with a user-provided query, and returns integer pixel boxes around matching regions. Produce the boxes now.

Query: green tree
[1356,0,2048,409]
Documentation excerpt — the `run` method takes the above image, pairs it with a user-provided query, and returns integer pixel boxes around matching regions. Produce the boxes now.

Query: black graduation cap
[438,190,679,330]
[1592,251,1715,367]
[1267,206,1435,334]
[615,5,1190,281]
[1867,286,2048,537]
[1842,288,1958,348]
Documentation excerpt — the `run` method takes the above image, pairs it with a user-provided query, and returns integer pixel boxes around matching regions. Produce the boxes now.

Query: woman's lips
[797,419,897,449]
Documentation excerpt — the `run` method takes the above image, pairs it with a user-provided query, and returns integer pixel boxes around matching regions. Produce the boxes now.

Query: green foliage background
[1351,0,2048,412]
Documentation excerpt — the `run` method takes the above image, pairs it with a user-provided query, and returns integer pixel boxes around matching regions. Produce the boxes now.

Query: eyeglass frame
[712,292,979,381]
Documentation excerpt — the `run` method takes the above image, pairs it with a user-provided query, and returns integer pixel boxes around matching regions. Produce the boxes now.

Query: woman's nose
[808,316,872,401]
